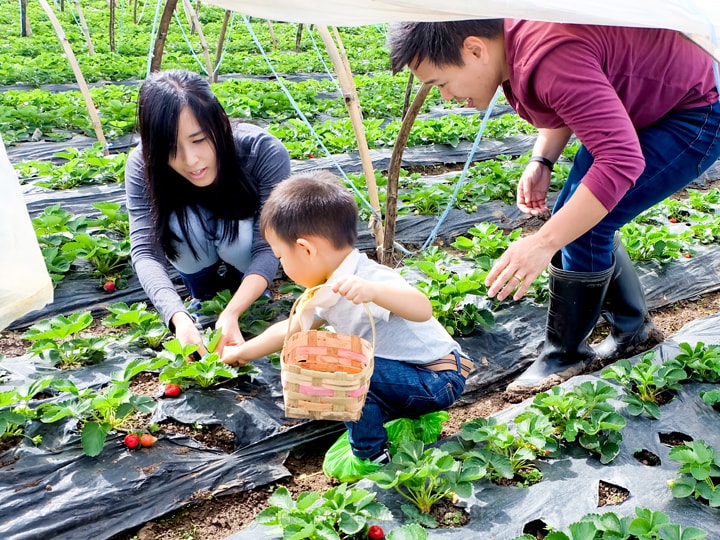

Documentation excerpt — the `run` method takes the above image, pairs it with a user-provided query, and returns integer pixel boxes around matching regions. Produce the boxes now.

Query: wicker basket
[280,285,375,422]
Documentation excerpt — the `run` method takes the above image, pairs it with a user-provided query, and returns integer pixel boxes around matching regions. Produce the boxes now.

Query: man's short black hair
[388,20,504,73]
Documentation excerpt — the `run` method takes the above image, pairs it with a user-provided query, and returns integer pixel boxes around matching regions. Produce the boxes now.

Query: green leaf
[81,421,110,457]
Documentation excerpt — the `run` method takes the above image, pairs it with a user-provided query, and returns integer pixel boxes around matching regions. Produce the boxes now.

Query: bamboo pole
[267,20,277,50]
[37,0,108,154]
[181,0,213,82]
[73,0,95,54]
[213,10,231,82]
[316,25,384,252]
[108,0,115,53]
[381,82,432,266]
[150,0,178,73]
[295,23,303,52]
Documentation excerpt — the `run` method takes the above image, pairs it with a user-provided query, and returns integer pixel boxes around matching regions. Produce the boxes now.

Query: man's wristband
[529,155,555,171]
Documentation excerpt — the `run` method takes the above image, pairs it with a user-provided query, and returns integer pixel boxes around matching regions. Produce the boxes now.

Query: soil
[2,290,720,540]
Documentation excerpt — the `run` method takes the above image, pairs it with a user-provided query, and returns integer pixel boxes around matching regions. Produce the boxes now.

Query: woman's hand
[517,162,552,216]
[214,309,246,356]
[484,234,556,301]
[171,312,208,359]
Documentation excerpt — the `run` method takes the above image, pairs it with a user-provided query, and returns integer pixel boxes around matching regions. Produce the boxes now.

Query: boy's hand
[332,275,375,304]
[220,345,251,367]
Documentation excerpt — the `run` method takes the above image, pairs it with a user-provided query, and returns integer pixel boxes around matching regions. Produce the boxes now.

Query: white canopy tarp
[204,0,720,61]
[0,135,53,331]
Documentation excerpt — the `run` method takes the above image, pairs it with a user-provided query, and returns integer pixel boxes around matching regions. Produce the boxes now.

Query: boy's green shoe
[322,411,449,482]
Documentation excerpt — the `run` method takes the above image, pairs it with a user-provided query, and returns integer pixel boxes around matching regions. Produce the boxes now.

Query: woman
[125,69,291,356]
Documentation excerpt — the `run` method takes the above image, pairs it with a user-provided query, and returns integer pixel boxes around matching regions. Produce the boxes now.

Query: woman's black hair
[137,69,260,260]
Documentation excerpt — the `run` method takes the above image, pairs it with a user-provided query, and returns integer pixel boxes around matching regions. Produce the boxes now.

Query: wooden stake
[73,0,95,54]
[214,10,231,82]
[37,0,108,154]
[316,25,384,252]
[267,20,277,50]
[181,0,213,82]
[382,82,432,265]
[20,0,33,37]
[295,23,303,52]
[108,0,115,53]
[150,0,178,73]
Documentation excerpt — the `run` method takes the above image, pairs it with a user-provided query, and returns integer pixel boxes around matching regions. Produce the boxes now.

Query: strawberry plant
[601,351,687,419]
[61,232,131,280]
[256,483,393,539]
[667,440,720,507]
[22,312,111,367]
[515,381,626,464]
[0,376,60,444]
[402,252,494,336]
[102,301,170,349]
[620,222,692,263]
[38,376,156,457]
[88,201,130,236]
[368,440,484,527]
[700,388,720,411]
[158,331,254,389]
[672,342,720,383]
[442,415,555,487]
[512,507,708,540]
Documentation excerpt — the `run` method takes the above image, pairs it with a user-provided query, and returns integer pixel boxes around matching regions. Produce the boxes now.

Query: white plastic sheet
[204,0,720,61]
[0,135,53,331]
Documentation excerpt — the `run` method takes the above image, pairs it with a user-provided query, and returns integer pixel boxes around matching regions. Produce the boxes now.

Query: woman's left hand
[214,310,246,355]
[484,234,556,301]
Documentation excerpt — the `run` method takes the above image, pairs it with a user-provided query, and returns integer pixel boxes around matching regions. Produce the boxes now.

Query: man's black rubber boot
[506,253,613,396]
[593,235,663,362]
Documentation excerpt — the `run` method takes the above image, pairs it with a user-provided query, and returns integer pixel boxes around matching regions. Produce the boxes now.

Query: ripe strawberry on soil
[103,281,116,292]
[164,384,181,397]
[123,434,140,449]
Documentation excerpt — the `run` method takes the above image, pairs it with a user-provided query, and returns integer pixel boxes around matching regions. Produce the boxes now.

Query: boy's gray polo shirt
[315,249,461,364]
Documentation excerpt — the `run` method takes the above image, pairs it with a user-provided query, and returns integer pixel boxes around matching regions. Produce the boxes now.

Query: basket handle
[284,283,376,352]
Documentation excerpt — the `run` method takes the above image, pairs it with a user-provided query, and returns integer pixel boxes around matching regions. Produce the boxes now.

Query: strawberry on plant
[140,434,157,447]
[163,383,181,397]
[103,281,116,292]
[368,525,385,540]
[124,433,140,449]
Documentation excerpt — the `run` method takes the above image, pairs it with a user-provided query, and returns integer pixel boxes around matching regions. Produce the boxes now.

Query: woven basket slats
[281,330,374,422]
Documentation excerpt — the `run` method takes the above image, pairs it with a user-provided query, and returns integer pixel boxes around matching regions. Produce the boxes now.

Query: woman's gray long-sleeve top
[125,123,291,326]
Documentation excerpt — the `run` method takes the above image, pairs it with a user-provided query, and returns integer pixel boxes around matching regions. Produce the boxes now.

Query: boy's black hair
[136,69,259,260]
[260,170,358,249]
[388,20,504,74]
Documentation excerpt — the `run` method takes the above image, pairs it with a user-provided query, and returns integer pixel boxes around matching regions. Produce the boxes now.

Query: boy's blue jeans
[554,101,720,272]
[346,355,466,459]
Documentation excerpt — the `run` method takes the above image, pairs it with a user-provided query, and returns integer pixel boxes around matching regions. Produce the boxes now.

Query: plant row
[1,1,389,86]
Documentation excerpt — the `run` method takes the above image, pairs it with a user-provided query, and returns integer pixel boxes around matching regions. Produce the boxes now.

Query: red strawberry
[668,217,677,223]
[367,525,385,540]
[124,433,140,449]
[684,253,691,258]
[309,153,315,158]
[140,434,157,447]
[164,383,181,397]
[103,281,116,292]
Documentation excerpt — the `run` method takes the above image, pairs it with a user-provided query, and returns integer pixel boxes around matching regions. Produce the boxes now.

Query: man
[389,20,720,396]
